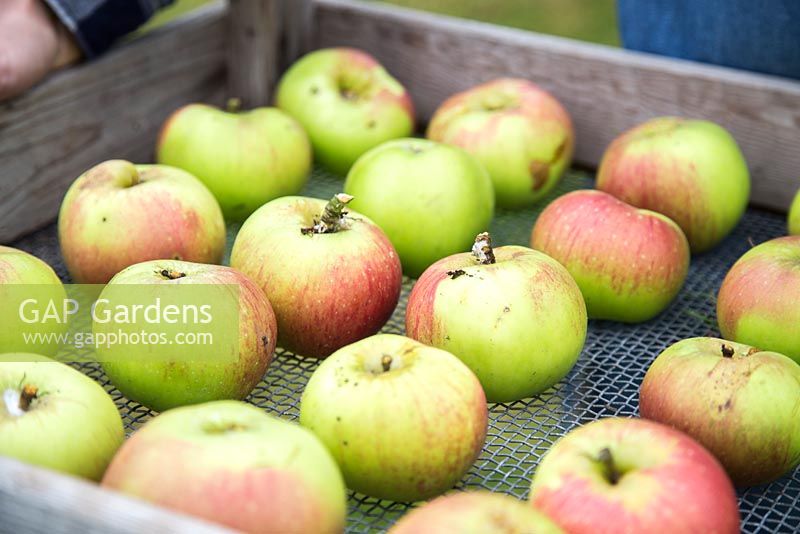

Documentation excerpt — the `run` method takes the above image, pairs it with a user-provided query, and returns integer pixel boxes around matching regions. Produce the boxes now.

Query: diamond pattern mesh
[11,168,800,533]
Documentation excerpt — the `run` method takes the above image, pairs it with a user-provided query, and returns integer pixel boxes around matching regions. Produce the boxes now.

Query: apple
[788,188,800,235]
[717,236,800,363]
[427,78,574,209]
[640,337,800,486]
[97,259,277,412]
[102,400,347,533]
[389,491,564,534]
[344,138,494,277]
[529,417,740,534]
[596,117,750,252]
[276,47,414,175]
[0,246,68,355]
[156,98,312,221]
[406,232,586,402]
[717,236,800,364]
[0,354,124,480]
[58,160,226,284]
[299,334,488,502]
[230,193,401,358]
[531,190,690,322]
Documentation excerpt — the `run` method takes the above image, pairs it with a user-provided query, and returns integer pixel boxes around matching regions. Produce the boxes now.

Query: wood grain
[280,0,314,70]
[0,456,234,533]
[314,0,800,211]
[228,0,312,105]
[0,2,228,244]
[227,0,281,106]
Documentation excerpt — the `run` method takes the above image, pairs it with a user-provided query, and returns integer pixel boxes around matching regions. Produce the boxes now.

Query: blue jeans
[618,0,800,80]
[45,0,174,57]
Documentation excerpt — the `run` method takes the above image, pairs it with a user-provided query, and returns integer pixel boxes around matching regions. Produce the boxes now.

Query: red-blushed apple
[230,194,401,358]
[0,246,68,355]
[788,188,800,235]
[276,47,414,175]
[299,334,488,502]
[102,400,347,534]
[427,78,574,208]
[58,160,226,283]
[344,138,495,277]
[0,354,124,480]
[531,190,690,322]
[389,491,564,534]
[596,117,750,252]
[529,418,740,534]
[97,260,277,412]
[640,337,800,486]
[406,232,586,402]
[717,236,800,364]
[156,99,312,221]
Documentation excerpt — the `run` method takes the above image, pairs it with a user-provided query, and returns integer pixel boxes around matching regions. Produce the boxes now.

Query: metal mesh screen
[12,168,800,533]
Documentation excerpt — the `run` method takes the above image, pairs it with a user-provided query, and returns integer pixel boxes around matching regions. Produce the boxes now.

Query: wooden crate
[1,0,799,531]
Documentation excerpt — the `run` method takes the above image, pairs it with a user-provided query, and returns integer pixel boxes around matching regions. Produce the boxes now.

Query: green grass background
[142,0,620,45]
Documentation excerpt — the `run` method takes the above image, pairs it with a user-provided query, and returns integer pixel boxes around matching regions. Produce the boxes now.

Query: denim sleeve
[43,0,175,58]
[618,0,800,80]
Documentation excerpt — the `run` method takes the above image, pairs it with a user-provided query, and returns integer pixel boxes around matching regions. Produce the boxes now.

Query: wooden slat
[0,2,228,244]
[227,0,313,106]
[280,0,314,70]
[314,0,800,211]
[227,0,281,107]
[0,456,234,534]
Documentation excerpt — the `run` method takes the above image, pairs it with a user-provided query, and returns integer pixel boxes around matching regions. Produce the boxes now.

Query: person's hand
[0,0,82,101]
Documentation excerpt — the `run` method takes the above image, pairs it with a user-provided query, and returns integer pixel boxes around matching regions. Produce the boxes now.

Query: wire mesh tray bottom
[13,169,800,533]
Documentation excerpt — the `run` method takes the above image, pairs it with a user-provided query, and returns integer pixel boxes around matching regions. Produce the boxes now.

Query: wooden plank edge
[0,456,234,534]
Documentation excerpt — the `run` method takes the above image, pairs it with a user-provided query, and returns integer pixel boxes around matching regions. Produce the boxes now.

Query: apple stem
[157,269,186,280]
[721,344,735,358]
[18,384,38,411]
[597,447,621,485]
[381,354,393,372]
[227,97,242,113]
[3,384,39,416]
[302,193,354,234]
[472,232,496,265]
[129,168,141,187]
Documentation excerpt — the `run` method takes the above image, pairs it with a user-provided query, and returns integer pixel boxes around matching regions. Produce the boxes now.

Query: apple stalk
[3,384,38,417]
[303,193,354,234]
[596,447,622,485]
[226,97,242,113]
[472,232,496,265]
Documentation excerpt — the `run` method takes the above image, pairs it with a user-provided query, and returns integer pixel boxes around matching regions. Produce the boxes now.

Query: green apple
[345,138,494,277]
[276,47,415,175]
[0,246,68,355]
[299,334,488,502]
[230,194,402,358]
[406,233,587,402]
[596,117,750,253]
[156,99,312,221]
[641,337,800,486]
[529,418,740,534]
[97,260,277,412]
[59,160,226,283]
[102,400,346,533]
[427,78,574,208]
[0,354,124,480]
[531,190,690,322]
[717,236,800,364]
[788,188,800,235]
[389,491,564,534]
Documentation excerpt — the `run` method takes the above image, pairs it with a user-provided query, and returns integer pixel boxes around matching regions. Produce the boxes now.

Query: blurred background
[142,0,620,46]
